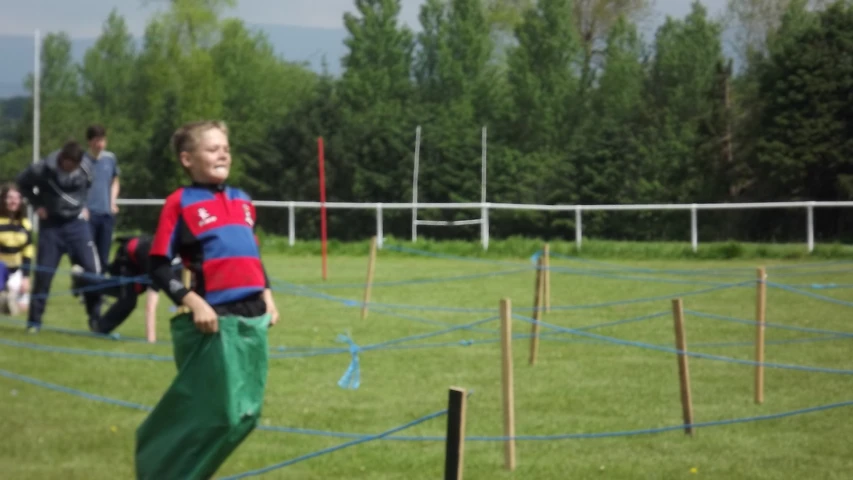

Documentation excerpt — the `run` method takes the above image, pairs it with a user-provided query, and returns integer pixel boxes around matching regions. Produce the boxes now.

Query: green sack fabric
[135,313,271,480]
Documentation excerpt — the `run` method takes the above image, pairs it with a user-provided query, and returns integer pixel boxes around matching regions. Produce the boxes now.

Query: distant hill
[0,24,349,98]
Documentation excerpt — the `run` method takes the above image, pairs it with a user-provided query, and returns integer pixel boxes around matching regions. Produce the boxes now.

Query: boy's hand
[184,294,218,334]
[263,289,279,327]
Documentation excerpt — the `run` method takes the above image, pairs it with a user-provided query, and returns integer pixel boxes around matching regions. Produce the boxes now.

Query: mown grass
[1,247,853,479]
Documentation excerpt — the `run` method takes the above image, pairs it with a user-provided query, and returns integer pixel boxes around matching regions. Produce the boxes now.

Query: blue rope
[217,407,449,479]
[301,267,532,290]
[382,244,524,267]
[0,367,152,412]
[511,314,853,375]
[272,279,752,315]
[465,400,853,441]
[685,309,853,338]
[336,334,361,390]
[0,338,173,361]
[3,366,852,444]
[767,281,853,308]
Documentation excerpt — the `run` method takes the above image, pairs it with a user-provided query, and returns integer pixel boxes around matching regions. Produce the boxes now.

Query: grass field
[2,242,853,479]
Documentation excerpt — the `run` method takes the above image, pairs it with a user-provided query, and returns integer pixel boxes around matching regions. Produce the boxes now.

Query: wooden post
[361,236,378,320]
[543,243,551,312]
[500,298,516,471]
[529,257,544,366]
[672,298,694,436]
[177,269,192,314]
[755,267,767,405]
[444,386,468,480]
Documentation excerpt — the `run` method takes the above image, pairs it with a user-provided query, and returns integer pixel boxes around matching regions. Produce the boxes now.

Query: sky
[0,0,729,38]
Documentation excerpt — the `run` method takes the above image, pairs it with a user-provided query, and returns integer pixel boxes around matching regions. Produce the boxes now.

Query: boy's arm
[144,288,159,343]
[111,158,120,213]
[16,163,45,207]
[250,200,278,326]
[20,218,34,277]
[149,191,191,304]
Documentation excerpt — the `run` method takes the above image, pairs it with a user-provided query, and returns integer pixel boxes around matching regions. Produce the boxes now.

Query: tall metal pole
[481,126,488,250]
[31,29,41,233]
[411,125,421,243]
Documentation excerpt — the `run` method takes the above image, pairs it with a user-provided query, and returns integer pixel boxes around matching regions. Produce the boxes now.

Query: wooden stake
[361,236,378,320]
[444,386,468,480]
[755,267,767,405]
[500,298,516,471]
[177,268,192,314]
[672,298,694,436]
[529,257,544,366]
[543,244,551,312]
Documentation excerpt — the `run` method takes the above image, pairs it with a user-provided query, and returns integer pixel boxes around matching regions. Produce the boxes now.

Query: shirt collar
[191,181,226,192]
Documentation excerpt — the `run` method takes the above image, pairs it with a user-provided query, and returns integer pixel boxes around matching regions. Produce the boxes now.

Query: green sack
[135,313,271,480]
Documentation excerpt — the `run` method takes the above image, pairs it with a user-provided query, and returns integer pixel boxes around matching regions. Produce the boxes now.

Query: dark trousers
[88,213,115,275]
[28,217,102,328]
[75,270,142,334]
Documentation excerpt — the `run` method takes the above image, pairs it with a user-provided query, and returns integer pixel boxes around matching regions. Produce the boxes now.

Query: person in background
[71,235,164,341]
[16,140,102,333]
[0,183,34,315]
[84,124,120,272]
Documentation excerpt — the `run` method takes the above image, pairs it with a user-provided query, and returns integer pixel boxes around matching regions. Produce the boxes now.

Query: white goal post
[411,125,489,249]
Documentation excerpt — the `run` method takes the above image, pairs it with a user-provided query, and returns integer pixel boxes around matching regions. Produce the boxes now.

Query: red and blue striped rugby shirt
[149,183,269,308]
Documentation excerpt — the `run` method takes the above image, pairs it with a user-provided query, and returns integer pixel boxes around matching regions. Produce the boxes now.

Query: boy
[135,120,279,480]
[15,140,102,333]
[84,124,121,271]
[70,235,163,341]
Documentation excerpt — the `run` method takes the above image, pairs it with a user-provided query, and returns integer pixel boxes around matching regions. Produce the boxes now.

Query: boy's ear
[179,151,192,169]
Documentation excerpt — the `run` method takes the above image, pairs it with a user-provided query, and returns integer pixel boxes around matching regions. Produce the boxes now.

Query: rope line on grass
[513,314,853,375]
[2,366,851,445]
[685,309,853,338]
[301,267,532,289]
[218,408,450,479]
[546,252,853,276]
[766,281,853,307]
[272,278,752,314]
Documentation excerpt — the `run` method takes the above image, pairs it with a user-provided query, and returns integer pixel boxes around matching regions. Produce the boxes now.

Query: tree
[644,2,726,203]
[340,0,415,110]
[505,0,582,152]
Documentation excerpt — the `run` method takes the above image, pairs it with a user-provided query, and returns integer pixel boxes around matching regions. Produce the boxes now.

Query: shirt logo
[243,204,254,227]
[197,207,218,227]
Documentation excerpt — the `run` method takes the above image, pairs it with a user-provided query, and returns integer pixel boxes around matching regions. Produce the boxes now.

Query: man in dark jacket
[16,140,102,333]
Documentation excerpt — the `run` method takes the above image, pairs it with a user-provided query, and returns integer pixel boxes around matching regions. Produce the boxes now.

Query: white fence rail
[116,199,853,252]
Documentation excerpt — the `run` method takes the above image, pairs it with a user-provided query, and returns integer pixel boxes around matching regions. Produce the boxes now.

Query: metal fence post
[691,204,698,252]
[807,202,815,253]
[288,201,295,246]
[575,207,583,251]
[376,203,384,249]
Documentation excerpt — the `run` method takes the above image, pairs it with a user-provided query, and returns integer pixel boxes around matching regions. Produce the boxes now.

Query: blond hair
[171,120,229,157]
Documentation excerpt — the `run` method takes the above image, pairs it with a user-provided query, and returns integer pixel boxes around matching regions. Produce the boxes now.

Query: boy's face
[57,156,80,172]
[181,128,231,184]
[88,136,107,154]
